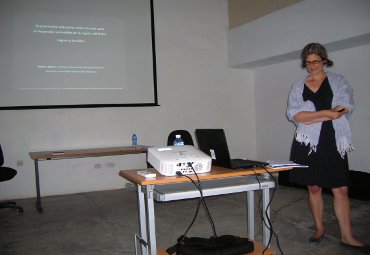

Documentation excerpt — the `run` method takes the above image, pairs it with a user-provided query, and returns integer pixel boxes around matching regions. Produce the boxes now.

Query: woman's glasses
[305,60,323,65]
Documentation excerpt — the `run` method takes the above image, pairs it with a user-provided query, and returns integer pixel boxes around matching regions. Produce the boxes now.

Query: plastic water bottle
[132,134,137,147]
[173,134,184,146]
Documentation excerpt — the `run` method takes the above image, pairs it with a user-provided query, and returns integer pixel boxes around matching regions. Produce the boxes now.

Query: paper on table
[267,160,308,168]
[137,170,157,178]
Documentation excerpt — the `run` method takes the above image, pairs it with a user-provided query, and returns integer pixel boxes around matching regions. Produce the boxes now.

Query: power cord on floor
[254,183,306,238]
[272,192,306,216]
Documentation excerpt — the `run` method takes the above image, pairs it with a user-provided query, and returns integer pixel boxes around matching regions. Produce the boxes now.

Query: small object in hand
[337,108,345,112]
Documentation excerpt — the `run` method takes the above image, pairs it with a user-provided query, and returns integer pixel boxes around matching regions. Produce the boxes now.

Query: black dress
[289,77,350,188]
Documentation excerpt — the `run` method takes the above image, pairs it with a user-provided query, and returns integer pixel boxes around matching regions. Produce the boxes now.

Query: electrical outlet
[107,162,115,168]
[94,163,102,169]
[125,183,136,190]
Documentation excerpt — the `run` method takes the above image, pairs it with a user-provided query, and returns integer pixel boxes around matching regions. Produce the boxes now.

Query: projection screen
[0,0,158,109]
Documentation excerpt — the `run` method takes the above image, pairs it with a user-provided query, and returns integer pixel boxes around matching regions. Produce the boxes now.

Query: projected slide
[0,0,157,109]
[33,24,107,78]
[17,17,123,90]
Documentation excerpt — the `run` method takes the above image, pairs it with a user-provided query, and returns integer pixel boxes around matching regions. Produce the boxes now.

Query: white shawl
[286,71,355,157]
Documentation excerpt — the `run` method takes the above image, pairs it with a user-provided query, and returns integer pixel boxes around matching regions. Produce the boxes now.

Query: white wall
[0,0,256,200]
[239,2,370,173]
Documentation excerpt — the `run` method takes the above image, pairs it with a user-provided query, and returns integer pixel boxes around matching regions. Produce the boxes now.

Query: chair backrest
[0,144,18,182]
[0,144,4,167]
[167,130,194,146]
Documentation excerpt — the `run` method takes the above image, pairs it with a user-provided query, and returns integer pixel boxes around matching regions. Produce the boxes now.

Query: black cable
[252,169,272,254]
[187,163,218,240]
[179,178,202,238]
[176,164,286,255]
[262,167,283,255]
[271,193,306,216]
[253,167,284,255]
[177,173,218,237]
[253,172,265,236]
[254,186,306,237]
[176,163,223,255]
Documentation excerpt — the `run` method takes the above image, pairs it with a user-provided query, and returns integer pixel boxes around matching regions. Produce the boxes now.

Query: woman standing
[286,43,367,251]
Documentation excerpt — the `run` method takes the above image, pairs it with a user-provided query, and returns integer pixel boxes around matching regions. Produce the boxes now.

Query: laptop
[195,129,268,169]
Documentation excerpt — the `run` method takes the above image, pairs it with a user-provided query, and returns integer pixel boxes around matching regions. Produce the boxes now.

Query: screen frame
[0,0,158,110]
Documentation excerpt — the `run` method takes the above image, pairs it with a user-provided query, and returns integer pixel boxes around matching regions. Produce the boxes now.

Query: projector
[147,145,212,176]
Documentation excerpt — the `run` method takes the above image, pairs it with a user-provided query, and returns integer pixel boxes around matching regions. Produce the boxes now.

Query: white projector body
[147,145,212,176]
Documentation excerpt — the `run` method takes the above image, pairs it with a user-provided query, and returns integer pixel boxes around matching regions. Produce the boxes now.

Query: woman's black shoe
[340,242,370,254]
[308,234,325,244]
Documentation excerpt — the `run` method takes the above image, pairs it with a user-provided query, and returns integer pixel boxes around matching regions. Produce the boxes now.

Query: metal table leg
[144,185,157,255]
[34,159,43,213]
[247,191,255,241]
[137,184,148,255]
[262,185,272,247]
[136,184,157,255]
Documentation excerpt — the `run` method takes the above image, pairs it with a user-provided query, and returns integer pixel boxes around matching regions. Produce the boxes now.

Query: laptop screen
[195,129,232,168]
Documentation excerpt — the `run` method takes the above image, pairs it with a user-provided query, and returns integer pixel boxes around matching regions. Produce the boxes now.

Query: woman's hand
[296,110,332,124]
[333,105,348,113]
[295,106,347,125]
[327,105,347,120]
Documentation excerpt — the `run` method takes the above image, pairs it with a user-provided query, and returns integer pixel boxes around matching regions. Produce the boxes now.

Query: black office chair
[167,130,194,146]
[0,144,23,214]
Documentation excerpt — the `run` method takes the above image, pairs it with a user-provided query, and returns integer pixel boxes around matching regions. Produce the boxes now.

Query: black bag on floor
[349,170,370,200]
[166,234,254,255]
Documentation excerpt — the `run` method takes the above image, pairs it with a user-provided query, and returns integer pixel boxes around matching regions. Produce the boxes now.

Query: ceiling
[228,0,302,29]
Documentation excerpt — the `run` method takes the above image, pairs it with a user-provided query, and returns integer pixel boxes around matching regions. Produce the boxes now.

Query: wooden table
[120,166,290,255]
[29,145,149,213]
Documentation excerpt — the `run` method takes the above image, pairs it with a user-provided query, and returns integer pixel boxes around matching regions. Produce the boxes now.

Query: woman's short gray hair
[301,43,333,68]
